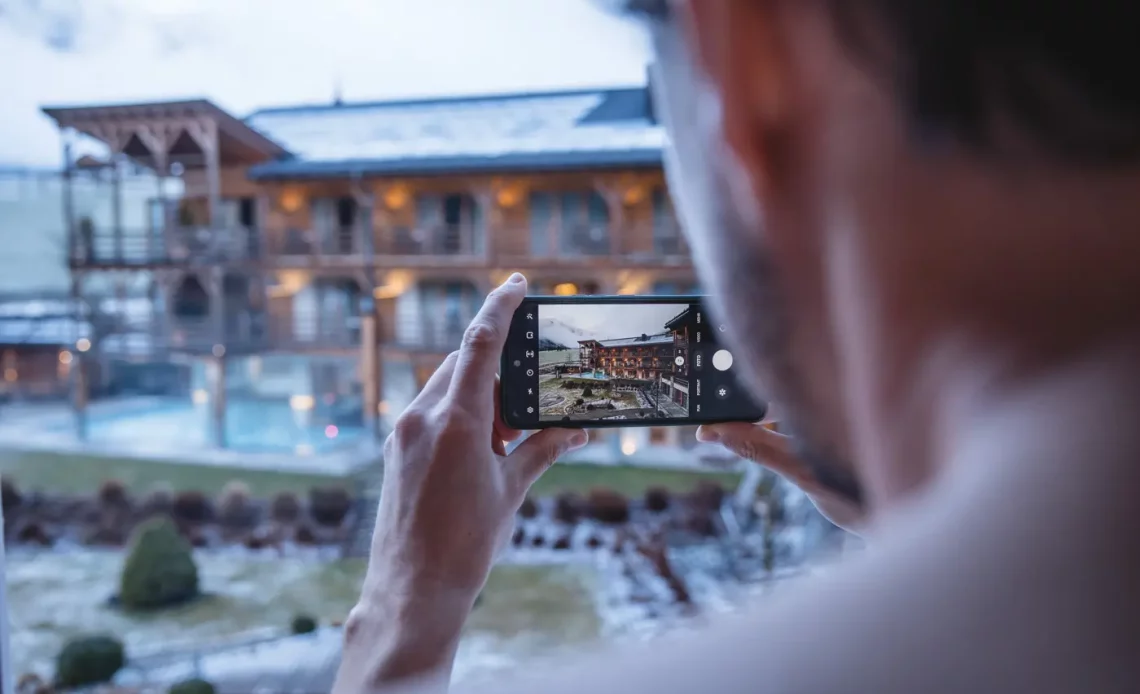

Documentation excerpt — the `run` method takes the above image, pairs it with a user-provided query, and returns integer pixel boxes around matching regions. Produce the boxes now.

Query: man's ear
[677,0,794,198]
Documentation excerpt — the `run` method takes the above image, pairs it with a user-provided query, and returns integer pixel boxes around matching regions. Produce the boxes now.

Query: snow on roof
[246,87,665,178]
[582,332,675,349]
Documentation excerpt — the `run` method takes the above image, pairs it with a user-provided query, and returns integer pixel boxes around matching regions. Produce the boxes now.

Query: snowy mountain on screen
[537,318,598,350]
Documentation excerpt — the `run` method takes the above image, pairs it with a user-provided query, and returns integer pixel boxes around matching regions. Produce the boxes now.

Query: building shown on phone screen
[35,78,702,455]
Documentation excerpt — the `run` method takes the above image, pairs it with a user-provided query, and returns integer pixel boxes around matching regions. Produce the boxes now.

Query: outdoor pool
[54,398,365,455]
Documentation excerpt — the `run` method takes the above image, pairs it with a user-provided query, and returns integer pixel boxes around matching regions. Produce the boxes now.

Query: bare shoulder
[438,477,1137,694]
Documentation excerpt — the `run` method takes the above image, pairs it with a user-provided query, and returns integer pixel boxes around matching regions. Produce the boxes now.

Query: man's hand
[335,274,587,692]
[696,422,865,532]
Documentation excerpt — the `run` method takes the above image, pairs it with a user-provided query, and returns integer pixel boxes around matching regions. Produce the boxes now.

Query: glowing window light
[620,432,638,456]
[553,283,578,296]
[290,394,315,411]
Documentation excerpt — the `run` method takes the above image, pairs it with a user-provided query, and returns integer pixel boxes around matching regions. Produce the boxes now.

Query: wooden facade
[41,88,697,445]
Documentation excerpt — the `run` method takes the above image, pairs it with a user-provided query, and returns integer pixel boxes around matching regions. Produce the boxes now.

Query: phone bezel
[499,294,767,430]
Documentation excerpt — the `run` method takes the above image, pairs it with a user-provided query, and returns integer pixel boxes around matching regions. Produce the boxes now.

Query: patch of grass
[0,450,345,497]
[531,463,740,497]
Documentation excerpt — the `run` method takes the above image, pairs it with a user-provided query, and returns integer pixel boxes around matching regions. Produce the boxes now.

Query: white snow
[246,92,664,164]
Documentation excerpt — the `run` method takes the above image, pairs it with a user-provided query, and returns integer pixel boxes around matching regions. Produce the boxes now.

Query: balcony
[380,224,484,260]
[266,310,362,351]
[70,227,259,268]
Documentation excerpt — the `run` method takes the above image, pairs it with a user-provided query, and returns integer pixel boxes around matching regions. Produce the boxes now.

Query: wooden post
[360,296,382,439]
[111,153,123,262]
[0,483,11,694]
[204,120,222,247]
[61,129,77,263]
[209,266,228,448]
[154,153,169,262]
[73,351,89,442]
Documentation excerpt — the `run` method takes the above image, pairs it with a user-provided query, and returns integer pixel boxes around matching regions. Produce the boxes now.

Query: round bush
[169,679,216,694]
[217,481,256,529]
[518,497,538,520]
[293,523,317,545]
[118,516,200,610]
[270,491,302,523]
[172,490,214,524]
[586,489,630,525]
[309,486,352,526]
[553,493,582,524]
[98,479,131,508]
[2,476,22,517]
[55,634,125,688]
[16,521,52,546]
[690,481,726,512]
[291,614,318,635]
[140,484,174,518]
[644,486,671,513]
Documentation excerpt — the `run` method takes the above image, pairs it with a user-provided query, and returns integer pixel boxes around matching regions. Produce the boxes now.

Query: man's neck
[870,336,1140,527]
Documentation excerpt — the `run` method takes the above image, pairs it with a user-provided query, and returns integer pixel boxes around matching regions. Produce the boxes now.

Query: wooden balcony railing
[70,227,260,267]
[381,225,483,257]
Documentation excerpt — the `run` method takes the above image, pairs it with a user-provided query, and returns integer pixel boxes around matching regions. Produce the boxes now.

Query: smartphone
[500,295,767,429]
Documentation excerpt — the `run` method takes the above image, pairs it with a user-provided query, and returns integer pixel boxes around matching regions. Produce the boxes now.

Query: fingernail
[507,273,525,284]
[567,431,588,450]
[695,426,720,443]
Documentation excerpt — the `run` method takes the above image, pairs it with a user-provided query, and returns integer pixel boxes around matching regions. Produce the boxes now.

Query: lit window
[553,283,578,296]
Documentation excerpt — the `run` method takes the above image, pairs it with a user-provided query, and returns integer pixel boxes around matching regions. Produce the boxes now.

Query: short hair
[622,0,1140,166]
[832,1,1140,166]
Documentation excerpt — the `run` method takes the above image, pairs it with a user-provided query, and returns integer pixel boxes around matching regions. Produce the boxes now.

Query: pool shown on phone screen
[537,303,691,422]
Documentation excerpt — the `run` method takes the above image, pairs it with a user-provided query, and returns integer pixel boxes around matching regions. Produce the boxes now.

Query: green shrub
[270,491,302,523]
[291,614,318,635]
[217,480,256,529]
[308,486,352,526]
[1,475,22,518]
[98,478,131,508]
[586,488,630,525]
[172,490,214,523]
[169,678,216,694]
[55,634,125,688]
[119,516,200,610]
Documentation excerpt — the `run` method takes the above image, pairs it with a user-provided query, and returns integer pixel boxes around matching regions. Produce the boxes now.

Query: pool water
[73,399,364,455]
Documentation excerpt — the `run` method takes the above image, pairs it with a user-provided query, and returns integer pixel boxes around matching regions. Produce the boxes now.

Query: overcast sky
[0,0,651,167]
[541,303,686,341]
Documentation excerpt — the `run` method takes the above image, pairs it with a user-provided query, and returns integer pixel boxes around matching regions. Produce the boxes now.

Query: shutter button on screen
[712,350,733,371]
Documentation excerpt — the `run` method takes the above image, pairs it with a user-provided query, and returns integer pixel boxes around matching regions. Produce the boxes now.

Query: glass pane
[529,192,552,256]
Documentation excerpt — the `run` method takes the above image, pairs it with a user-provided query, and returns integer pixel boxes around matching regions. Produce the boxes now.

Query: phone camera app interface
[513,300,762,425]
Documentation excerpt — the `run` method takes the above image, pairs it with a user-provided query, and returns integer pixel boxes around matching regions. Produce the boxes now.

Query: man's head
[623,0,1140,503]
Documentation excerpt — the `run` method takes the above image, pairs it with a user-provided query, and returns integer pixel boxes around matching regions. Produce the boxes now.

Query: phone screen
[501,296,767,429]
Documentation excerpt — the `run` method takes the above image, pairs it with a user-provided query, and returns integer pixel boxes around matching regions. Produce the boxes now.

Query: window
[653,188,683,255]
[529,191,611,256]
[417,193,482,254]
[529,192,552,256]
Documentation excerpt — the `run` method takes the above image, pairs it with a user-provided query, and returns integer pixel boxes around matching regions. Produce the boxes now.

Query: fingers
[448,274,528,407]
[493,377,524,444]
[696,422,811,484]
[417,351,460,403]
[507,428,589,494]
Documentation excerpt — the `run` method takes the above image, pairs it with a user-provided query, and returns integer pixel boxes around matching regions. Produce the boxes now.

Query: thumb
[508,428,589,492]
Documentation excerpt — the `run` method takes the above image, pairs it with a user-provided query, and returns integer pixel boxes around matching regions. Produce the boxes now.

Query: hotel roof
[581,332,674,349]
[245,86,665,179]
